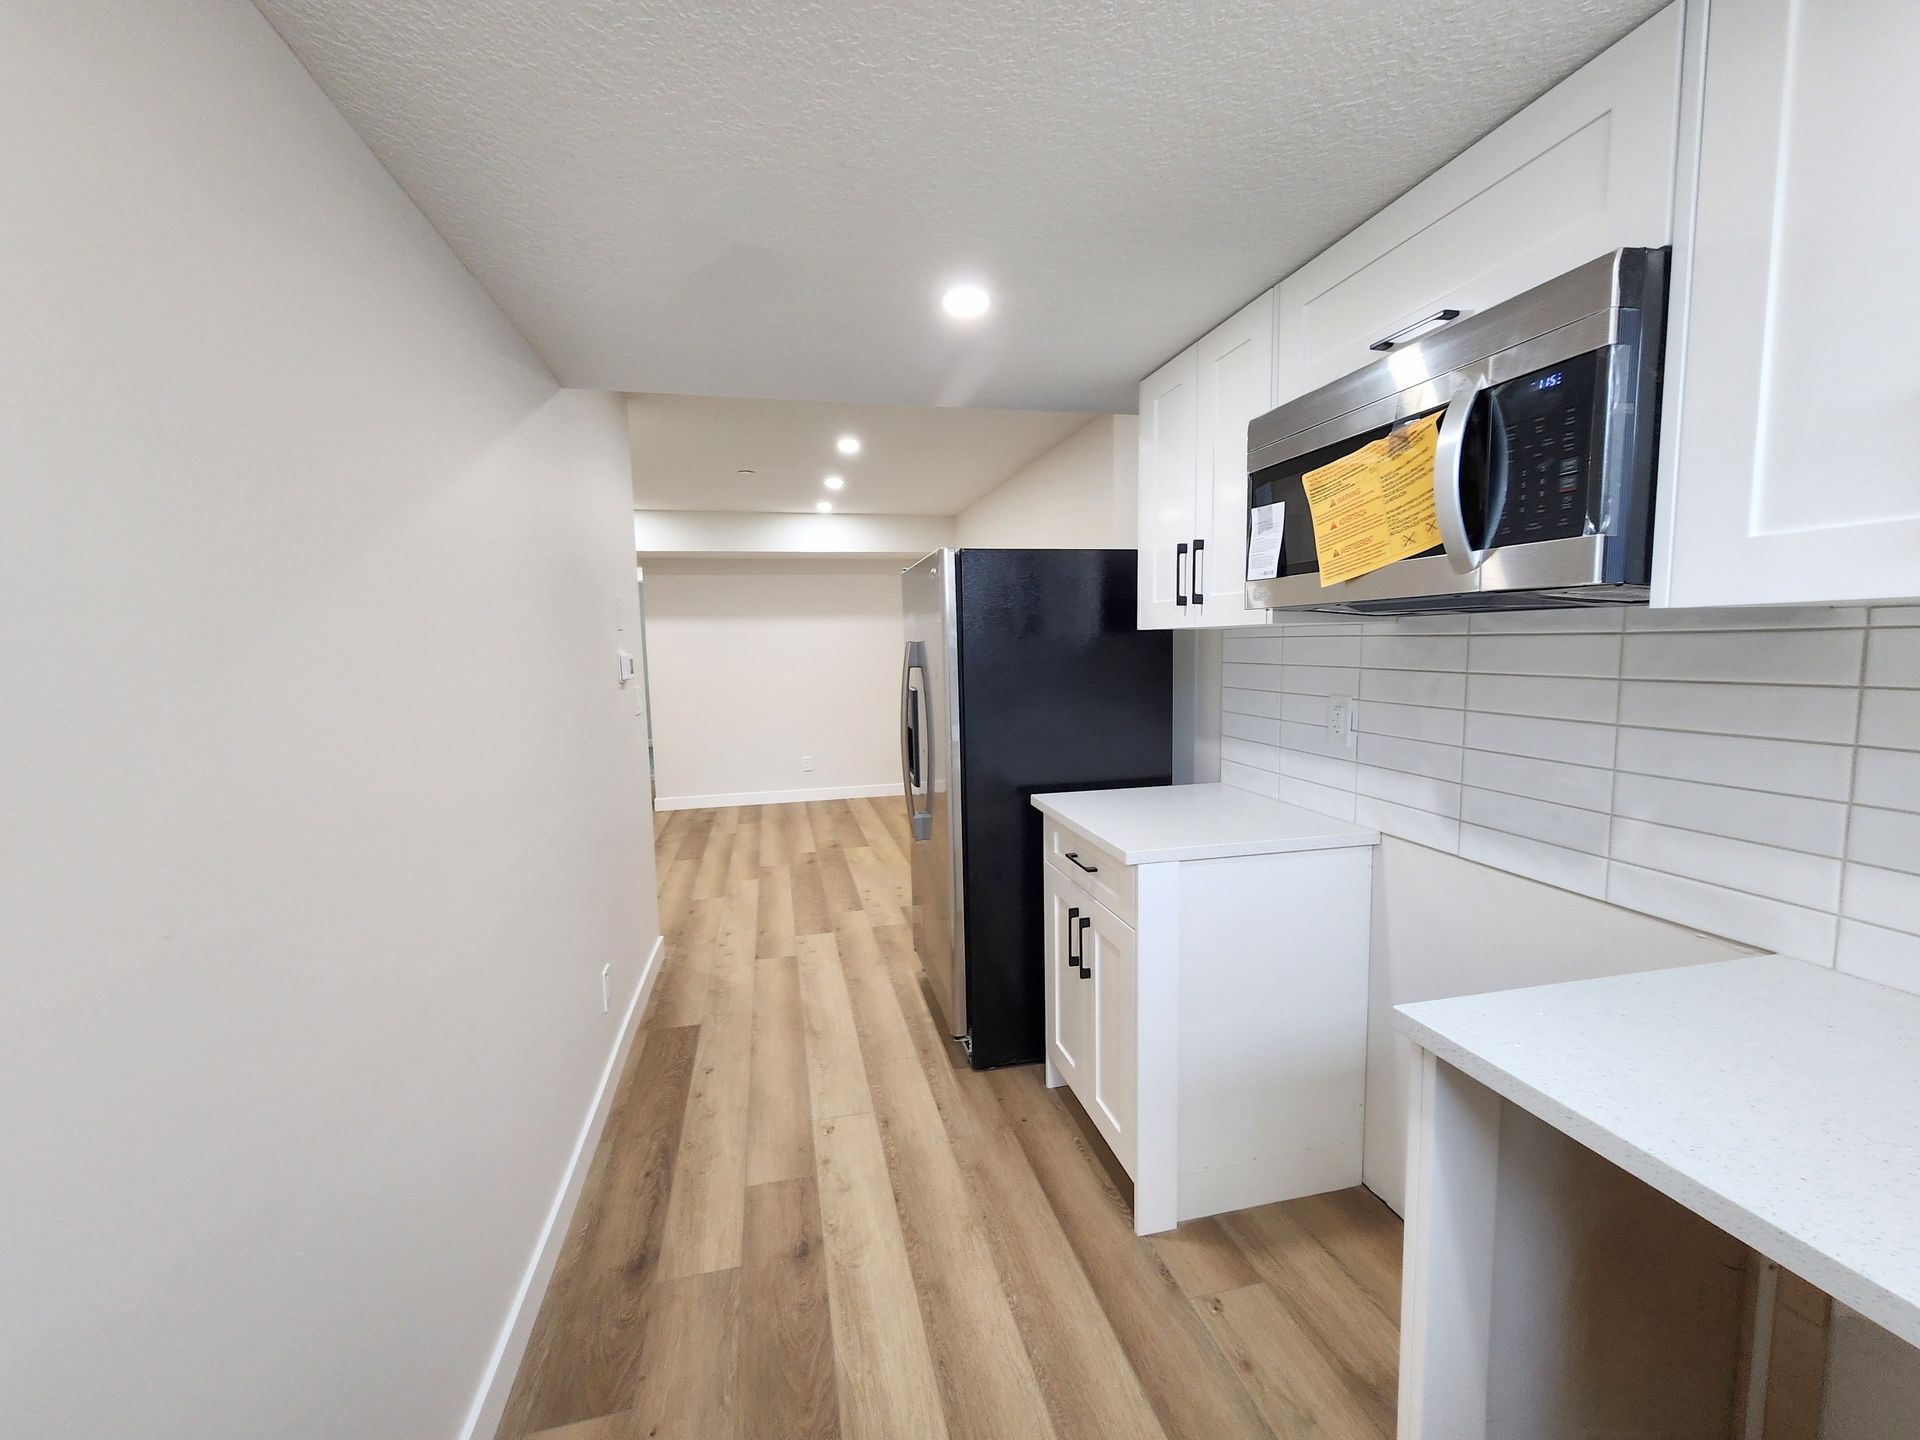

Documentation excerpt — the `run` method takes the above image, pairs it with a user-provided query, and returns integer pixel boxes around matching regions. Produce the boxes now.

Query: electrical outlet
[800,755,814,772]
[1327,693,1356,750]
[599,963,611,1014]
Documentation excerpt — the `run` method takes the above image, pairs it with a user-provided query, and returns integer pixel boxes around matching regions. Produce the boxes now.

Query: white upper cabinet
[1273,4,1683,406]
[1136,291,1275,630]
[1655,0,1920,607]
[1195,290,1276,625]
[1136,346,1199,629]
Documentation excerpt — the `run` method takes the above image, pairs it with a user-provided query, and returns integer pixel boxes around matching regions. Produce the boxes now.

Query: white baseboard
[458,931,666,1440]
[654,781,904,811]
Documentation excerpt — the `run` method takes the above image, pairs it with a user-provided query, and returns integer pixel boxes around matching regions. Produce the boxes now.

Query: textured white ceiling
[256,0,1668,412]
[628,394,1092,514]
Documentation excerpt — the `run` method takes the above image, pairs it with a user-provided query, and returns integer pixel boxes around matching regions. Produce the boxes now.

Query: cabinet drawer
[1042,818,1135,927]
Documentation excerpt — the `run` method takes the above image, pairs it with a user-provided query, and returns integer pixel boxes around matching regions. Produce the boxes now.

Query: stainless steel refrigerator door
[901,550,966,1039]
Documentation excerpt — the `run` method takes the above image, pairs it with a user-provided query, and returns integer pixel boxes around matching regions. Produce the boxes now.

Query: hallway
[495,799,1401,1440]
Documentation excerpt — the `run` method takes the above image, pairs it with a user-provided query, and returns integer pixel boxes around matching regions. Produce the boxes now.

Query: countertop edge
[1029,789,1379,864]
[1393,1004,1920,1352]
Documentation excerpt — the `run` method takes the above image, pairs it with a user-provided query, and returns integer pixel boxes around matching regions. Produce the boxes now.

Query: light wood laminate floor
[495,798,1401,1440]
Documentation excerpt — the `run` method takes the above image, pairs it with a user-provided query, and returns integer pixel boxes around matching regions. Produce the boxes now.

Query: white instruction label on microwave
[1247,502,1284,581]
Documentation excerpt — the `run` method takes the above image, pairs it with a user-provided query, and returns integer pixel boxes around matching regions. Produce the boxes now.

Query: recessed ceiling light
[835,434,861,456]
[823,474,845,491]
[816,500,833,513]
[941,283,991,320]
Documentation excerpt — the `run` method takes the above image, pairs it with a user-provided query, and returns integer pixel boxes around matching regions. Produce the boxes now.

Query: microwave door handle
[1434,375,1492,575]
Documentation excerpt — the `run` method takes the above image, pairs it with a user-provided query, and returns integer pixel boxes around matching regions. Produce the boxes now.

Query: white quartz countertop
[1397,955,1920,1350]
[1029,782,1377,864]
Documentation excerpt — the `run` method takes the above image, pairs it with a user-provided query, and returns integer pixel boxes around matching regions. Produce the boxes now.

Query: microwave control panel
[1486,350,1601,547]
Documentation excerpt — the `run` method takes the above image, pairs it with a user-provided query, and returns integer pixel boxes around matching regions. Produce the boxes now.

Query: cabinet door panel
[1657,0,1920,606]
[1194,289,1275,628]
[1136,346,1199,630]
[1043,865,1088,1090]
[1274,4,1681,404]
[1087,904,1138,1172]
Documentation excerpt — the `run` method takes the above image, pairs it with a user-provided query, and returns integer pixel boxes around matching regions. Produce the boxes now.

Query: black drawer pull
[1066,906,1080,967]
[1077,915,1092,979]
[1064,851,1099,874]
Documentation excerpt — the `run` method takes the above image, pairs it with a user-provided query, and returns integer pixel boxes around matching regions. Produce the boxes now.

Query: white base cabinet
[1038,803,1374,1236]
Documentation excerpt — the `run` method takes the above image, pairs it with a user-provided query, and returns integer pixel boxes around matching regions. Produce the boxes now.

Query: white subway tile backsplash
[1468,631,1622,678]
[1280,692,1328,725]
[1280,719,1350,760]
[1466,672,1619,723]
[1625,605,1867,631]
[1468,608,1625,634]
[1614,727,1855,802]
[1459,824,1608,898]
[1361,633,1469,672]
[1461,786,1611,854]
[1356,731,1462,783]
[1462,748,1613,812]
[1610,818,1842,913]
[1612,773,1849,857]
[1858,689,1920,751]
[1365,614,1468,636]
[1360,667,1467,708]
[1280,664,1360,697]
[1284,633,1363,668]
[1222,635,1285,664]
[1217,604,1920,992]
[1836,919,1920,991]
[1222,712,1280,746]
[1276,775,1357,820]
[1847,805,1920,876]
[1853,748,1920,811]
[1865,628,1920,688]
[1615,680,1860,744]
[1220,736,1280,773]
[1359,699,1466,746]
[1841,863,1920,938]
[1607,862,1836,963]
[1464,711,1616,767]
[1223,686,1284,719]
[1278,747,1357,792]
[1356,764,1462,818]
[1355,795,1461,852]
[1222,662,1284,693]
[1622,628,1863,687]
[1219,759,1280,800]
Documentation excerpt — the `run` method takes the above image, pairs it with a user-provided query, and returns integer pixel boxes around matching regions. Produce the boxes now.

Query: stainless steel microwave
[1244,248,1667,614]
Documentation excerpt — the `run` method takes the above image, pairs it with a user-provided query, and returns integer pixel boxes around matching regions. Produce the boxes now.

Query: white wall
[0,5,659,1438]
[643,559,908,808]
[1212,605,1920,1208]
[955,414,1139,548]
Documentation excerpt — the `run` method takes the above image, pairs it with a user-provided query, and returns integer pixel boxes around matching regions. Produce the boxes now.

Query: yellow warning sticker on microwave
[1301,413,1444,586]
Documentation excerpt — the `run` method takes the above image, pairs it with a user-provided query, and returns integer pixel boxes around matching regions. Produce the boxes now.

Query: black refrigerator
[899,549,1172,1069]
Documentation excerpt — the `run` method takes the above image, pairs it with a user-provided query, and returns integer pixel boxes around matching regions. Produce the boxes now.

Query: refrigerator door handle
[900,640,933,842]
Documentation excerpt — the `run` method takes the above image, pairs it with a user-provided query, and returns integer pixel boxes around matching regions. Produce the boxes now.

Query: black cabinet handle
[1192,537,1206,605]
[1077,915,1092,979]
[1175,541,1189,607]
[1066,905,1080,967]
[1064,851,1098,875]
